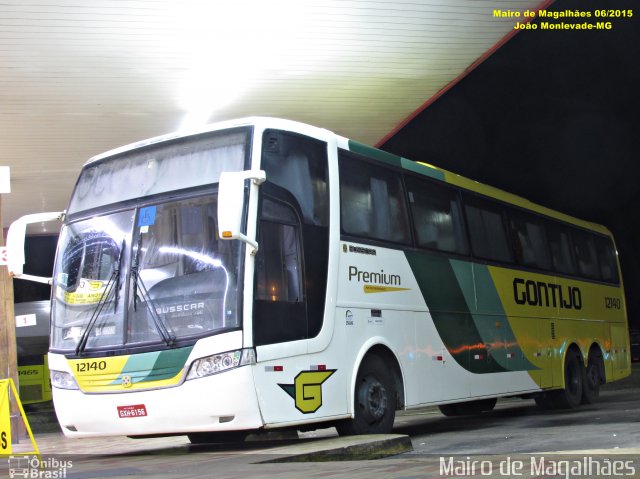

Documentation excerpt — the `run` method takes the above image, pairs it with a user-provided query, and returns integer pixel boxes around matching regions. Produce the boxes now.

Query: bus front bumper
[52,366,263,438]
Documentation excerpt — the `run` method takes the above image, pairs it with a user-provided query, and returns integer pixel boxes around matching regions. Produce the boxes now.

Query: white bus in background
[8,118,630,442]
[12,235,58,405]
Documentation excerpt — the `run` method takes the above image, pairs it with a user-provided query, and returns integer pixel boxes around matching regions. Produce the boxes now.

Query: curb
[257,434,413,463]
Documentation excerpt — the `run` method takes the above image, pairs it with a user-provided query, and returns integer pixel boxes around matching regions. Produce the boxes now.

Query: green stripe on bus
[405,251,507,374]
[348,140,402,168]
[400,158,445,181]
[145,346,194,381]
[454,261,537,372]
[111,346,193,385]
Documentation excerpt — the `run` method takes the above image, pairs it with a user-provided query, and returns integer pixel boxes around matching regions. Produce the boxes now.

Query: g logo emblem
[278,370,336,414]
[121,375,132,388]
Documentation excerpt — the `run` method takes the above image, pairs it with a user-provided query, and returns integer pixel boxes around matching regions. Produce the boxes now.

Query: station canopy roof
[0,0,543,230]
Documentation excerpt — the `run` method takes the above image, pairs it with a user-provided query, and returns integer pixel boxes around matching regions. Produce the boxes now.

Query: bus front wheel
[336,355,397,436]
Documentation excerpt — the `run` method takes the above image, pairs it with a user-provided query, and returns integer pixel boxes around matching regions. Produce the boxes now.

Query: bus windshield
[51,127,251,354]
[51,195,243,353]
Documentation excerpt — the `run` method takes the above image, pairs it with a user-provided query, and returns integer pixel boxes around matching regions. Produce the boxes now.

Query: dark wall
[381,0,640,328]
[13,235,58,303]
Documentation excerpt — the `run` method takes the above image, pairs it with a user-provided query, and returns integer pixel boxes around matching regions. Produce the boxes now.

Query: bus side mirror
[217,170,266,255]
[7,211,64,284]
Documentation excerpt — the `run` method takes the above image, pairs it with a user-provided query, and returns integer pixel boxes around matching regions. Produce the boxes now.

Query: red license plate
[117,404,147,418]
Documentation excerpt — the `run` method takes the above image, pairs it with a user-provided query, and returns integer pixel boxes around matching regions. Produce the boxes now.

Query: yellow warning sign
[0,378,40,458]
[0,380,11,454]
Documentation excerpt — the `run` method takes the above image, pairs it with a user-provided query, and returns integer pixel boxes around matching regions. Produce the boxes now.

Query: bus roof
[84,117,610,237]
[84,117,332,166]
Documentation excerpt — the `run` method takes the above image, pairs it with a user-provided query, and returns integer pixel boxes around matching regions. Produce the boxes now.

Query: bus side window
[571,230,600,279]
[572,229,599,279]
[405,176,468,255]
[594,235,619,283]
[262,130,328,226]
[508,210,552,270]
[546,221,577,275]
[338,152,411,245]
[463,194,513,263]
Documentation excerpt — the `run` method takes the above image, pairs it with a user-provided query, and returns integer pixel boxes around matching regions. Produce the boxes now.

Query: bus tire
[438,398,497,416]
[187,431,247,444]
[582,349,604,404]
[336,354,396,436]
[552,348,583,409]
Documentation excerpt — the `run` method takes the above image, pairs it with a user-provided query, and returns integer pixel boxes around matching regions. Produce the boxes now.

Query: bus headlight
[51,370,79,390]
[186,348,256,380]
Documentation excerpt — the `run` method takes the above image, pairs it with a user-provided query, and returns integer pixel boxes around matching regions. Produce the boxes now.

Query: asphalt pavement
[2,365,638,478]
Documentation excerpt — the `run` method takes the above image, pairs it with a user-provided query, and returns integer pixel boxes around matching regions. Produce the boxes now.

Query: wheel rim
[357,374,388,424]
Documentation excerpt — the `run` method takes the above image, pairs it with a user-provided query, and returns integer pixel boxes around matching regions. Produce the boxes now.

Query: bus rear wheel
[582,349,604,404]
[552,348,583,409]
[336,354,396,436]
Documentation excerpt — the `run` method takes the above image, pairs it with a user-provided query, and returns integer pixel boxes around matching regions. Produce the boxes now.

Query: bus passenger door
[251,194,309,425]
[252,195,308,348]
[252,130,342,426]
[251,191,343,425]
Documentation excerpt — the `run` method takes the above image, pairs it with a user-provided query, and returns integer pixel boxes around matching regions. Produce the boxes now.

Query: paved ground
[397,388,640,455]
[2,366,639,478]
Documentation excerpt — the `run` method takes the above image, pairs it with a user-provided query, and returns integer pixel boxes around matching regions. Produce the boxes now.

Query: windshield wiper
[131,233,175,347]
[132,273,176,347]
[75,239,125,356]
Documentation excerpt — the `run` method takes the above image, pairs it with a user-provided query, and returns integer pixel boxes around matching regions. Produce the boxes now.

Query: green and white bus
[8,117,630,440]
